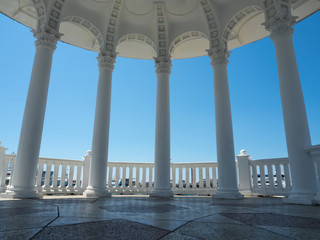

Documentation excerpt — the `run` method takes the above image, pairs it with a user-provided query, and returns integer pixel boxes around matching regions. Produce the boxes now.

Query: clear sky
[0,11,319,163]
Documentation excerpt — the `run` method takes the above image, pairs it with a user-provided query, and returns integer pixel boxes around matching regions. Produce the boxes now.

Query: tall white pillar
[208,49,243,199]
[3,31,59,199]
[150,57,173,198]
[83,52,116,198]
[264,4,318,204]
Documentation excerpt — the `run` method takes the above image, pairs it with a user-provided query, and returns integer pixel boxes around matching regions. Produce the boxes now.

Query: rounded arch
[222,5,264,50]
[169,31,209,59]
[60,16,104,52]
[116,33,157,59]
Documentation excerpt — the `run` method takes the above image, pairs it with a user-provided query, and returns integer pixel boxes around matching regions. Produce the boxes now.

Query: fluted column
[208,49,243,199]
[264,0,318,204]
[2,31,59,199]
[150,56,173,198]
[83,52,116,198]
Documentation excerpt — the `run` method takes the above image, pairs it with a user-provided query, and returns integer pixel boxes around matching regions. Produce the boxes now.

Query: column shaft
[150,57,173,197]
[272,32,318,201]
[84,53,115,198]
[211,61,243,199]
[4,32,57,198]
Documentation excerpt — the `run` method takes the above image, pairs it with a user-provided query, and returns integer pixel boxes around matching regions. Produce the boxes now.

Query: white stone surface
[84,53,116,198]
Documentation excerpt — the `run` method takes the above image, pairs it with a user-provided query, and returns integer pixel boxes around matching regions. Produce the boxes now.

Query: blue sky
[0,11,319,163]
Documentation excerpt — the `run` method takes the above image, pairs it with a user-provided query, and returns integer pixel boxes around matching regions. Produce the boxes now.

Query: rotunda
[0,0,319,204]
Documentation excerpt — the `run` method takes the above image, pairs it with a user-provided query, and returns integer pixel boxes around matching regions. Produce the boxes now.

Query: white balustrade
[3,142,318,198]
[249,158,292,196]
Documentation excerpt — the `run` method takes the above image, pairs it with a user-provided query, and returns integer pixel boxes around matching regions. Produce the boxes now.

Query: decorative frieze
[199,0,220,50]
[104,0,124,52]
[263,0,297,37]
[155,3,168,58]
[98,51,117,70]
[154,56,172,74]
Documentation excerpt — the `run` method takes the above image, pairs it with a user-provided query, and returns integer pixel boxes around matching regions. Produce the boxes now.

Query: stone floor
[0,195,320,240]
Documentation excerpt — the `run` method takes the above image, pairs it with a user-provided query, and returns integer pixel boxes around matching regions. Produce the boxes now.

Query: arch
[222,5,264,50]
[61,16,104,50]
[116,33,157,59]
[169,31,209,59]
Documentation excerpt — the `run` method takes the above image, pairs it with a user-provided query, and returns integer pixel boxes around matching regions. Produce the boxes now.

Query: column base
[239,189,252,197]
[212,189,244,199]
[283,192,315,205]
[1,187,42,199]
[0,186,7,193]
[150,188,173,198]
[83,186,111,198]
[312,192,320,205]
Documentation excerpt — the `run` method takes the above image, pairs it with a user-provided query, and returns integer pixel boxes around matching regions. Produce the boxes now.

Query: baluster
[192,167,196,189]
[59,163,67,192]
[136,165,140,189]
[52,163,60,192]
[186,167,190,188]
[212,167,217,188]
[36,161,44,192]
[172,167,176,190]
[205,167,210,189]
[115,165,120,189]
[67,164,75,193]
[0,159,9,192]
[267,164,274,188]
[108,165,113,190]
[179,167,183,189]
[199,167,203,188]
[275,164,282,188]
[43,162,52,193]
[283,163,291,189]
[75,164,82,192]
[129,165,133,187]
[148,166,153,190]
[260,164,266,190]
[122,165,127,191]
[142,166,147,189]
[251,164,258,189]
[9,160,15,186]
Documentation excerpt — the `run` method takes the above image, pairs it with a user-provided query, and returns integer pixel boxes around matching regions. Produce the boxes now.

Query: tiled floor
[0,195,319,239]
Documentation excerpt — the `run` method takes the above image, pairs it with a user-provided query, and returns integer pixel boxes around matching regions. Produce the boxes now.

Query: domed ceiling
[0,0,319,59]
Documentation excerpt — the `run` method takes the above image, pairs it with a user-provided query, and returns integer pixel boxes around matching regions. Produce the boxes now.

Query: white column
[150,57,173,198]
[208,49,243,199]
[83,52,116,198]
[3,31,59,199]
[265,11,318,204]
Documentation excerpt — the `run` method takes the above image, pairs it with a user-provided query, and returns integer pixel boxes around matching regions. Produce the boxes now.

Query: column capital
[98,51,117,70]
[207,48,230,66]
[263,0,297,38]
[32,30,61,50]
[154,56,172,74]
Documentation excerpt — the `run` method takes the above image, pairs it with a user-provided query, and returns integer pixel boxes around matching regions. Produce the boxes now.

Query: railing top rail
[249,157,289,165]
[171,162,217,166]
